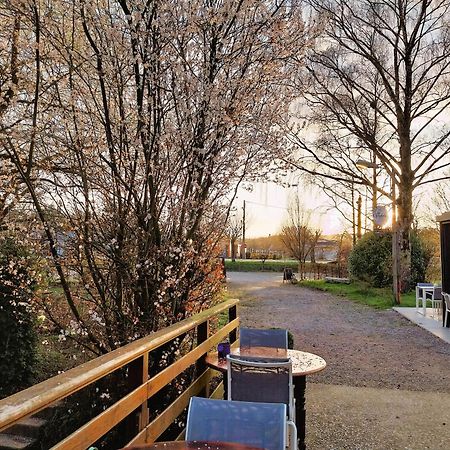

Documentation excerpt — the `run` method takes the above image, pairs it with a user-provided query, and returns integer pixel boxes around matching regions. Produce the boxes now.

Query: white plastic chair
[415,283,434,314]
[186,396,287,450]
[227,354,297,450]
[443,293,450,327]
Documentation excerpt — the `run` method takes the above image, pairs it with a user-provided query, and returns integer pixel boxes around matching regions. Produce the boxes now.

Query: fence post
[196,320,209,397]
[229,305,237,344]
[125,355,145,441]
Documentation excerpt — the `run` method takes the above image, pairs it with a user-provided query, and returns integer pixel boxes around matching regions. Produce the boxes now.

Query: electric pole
[242,200,246,259]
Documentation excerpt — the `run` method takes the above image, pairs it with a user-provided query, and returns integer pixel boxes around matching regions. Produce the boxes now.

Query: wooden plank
[125,370,210,447]
[209,382,224,400]
[175,428,186,441]
[146,319,238,399]
[145,370,210,443]
[51,384,148,450]
[0,299,239,432]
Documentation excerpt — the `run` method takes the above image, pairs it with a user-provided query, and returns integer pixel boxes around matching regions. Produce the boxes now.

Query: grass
[225,259,298,272]
[299,279,416,309]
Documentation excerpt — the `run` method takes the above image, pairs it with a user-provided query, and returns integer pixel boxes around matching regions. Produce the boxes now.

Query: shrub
[348,231,431,289]
[0,237,37,399]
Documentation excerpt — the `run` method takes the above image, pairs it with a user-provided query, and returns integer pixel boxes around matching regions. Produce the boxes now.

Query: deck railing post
[196,320,209,397]
[229,305,237,344]
[125,355,145,440]
[139,353,149,430]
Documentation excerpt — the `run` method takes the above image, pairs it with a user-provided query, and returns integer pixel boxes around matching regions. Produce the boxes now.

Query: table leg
[223,372,228,400]
[294,375,307,450]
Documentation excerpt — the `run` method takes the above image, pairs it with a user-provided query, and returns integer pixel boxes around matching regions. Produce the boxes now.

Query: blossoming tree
[2,0,309,354]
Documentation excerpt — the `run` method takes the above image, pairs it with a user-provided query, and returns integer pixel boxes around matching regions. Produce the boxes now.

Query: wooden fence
[0,298,239,449]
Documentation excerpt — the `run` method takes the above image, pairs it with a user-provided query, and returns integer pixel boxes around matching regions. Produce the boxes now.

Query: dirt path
[227,272,450,449]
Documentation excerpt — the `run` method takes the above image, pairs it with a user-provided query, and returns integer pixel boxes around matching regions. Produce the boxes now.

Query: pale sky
[236,181,345,238]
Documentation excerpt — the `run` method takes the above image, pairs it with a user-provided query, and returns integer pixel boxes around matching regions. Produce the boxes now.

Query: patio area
[393,307,450,344]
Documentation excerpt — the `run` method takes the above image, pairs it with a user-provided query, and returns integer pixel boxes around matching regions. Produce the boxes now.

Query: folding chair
[239,327,288,350]
[425,286,442,319]
[443,292,450,327]
[227,354,297,450]
[186,396,287,450]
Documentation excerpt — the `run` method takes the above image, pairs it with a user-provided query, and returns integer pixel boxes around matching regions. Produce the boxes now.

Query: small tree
[335,231,352,277]
[226,214,242,262]
[349,231,431,289]
[280,196,321,279]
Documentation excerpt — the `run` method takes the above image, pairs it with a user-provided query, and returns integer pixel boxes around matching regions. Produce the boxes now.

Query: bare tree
[284,0,450,294]
[226,214,242,262]
[280,196,321,279]
[2,0,309,352]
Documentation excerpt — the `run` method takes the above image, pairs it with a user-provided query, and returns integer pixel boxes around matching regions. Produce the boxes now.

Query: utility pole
[351,179,356,245]
[242,200,246,259]
[391,180,401,304]
[357,195,362,240]
[372,154,378,230]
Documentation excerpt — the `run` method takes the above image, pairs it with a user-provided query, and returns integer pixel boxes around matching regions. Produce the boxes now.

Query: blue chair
[239,327,288,349]
[186,397,287,450]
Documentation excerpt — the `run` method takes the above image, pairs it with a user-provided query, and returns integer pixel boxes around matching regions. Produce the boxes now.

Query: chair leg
[287,420,297,450]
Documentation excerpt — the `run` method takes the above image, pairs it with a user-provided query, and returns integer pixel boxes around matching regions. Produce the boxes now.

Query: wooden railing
[0,298,239,449]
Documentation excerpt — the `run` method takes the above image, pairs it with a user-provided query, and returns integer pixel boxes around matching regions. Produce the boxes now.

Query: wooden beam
[52,384,148,450]
[125,370,211,446]
[145,319,238,399]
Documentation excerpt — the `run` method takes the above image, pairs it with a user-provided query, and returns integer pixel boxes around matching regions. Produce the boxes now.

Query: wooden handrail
[0,298,239,436]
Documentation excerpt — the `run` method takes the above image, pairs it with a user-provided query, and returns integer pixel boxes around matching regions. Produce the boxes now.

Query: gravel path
[227,272,450,449]
[228,271,450,393]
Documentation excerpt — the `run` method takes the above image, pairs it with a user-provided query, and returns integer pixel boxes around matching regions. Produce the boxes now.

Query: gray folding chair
[186,396,287,450]
[239,327,288,349]
[227,354,297,450]
[425,286,442,318]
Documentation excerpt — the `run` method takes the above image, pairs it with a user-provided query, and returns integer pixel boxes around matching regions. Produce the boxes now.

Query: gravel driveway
[227,272,450,449]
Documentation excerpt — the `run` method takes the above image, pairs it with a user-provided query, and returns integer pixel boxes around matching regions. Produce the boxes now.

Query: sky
[235,180,345,238]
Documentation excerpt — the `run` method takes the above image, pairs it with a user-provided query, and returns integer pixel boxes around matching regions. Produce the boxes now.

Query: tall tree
[284,0,450,296]
[3,0,308,352]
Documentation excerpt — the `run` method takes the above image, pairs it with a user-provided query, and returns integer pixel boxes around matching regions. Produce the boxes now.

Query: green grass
[299,279,416,309]
[225,259,298,272]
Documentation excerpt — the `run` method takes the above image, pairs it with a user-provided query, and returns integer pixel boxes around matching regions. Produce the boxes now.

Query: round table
[205,348,326,450]
[123,441,264,450]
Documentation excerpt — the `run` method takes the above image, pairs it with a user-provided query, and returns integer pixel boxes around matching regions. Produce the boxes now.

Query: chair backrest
[433,286,442,300]
[239,327,288,349]
[227,354,292,409]
[443,292,450,311]
[186,397,286,450]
